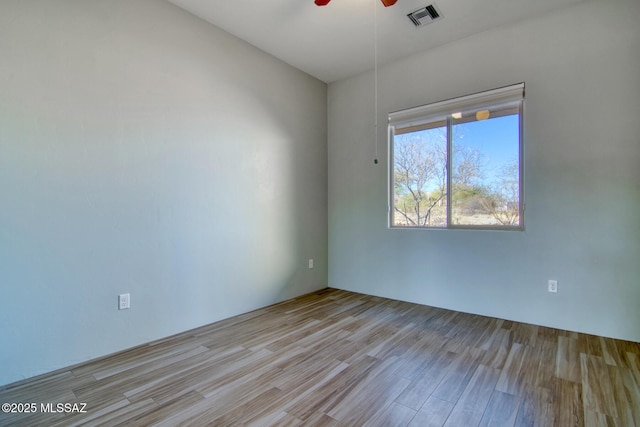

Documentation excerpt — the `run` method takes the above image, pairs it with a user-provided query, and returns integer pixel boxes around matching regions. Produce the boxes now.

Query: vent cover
[408,4,442,27]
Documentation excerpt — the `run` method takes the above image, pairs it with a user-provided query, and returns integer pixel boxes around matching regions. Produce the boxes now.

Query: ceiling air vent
[408,4,442,27]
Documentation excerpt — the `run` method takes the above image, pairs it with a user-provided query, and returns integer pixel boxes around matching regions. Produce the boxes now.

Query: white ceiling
[167,0,586,83]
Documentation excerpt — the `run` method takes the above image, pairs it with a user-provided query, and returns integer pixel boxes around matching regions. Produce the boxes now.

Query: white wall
[328,0,640,342]
[0,0,327,386]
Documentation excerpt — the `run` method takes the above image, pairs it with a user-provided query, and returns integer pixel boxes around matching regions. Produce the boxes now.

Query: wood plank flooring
[1,288,639,426]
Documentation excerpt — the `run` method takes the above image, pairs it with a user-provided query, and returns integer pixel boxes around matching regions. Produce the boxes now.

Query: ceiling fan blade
[315,0,396,7]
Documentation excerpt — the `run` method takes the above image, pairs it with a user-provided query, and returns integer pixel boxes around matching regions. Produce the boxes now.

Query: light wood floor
[1,288,639,426]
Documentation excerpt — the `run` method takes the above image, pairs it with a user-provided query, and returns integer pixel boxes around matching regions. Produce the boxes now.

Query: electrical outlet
[548,280,558,293]
[118,293,130,310]
[308,259,314,269]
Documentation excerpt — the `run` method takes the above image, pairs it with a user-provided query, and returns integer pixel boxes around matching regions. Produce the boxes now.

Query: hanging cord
[373,0,379,165]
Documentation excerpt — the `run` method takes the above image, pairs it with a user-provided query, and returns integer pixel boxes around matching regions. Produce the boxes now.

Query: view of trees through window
[392,111,521,229]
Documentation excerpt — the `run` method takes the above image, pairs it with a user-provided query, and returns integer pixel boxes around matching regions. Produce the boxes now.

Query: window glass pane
[451,112,520,227]
[393,125,448,227]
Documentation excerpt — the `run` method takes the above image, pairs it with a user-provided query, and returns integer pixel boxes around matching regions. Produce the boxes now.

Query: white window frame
[388,83,525,230]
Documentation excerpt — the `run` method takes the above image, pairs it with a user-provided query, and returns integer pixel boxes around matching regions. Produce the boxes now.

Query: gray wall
[0,0,327,386]
[328,0,640,342]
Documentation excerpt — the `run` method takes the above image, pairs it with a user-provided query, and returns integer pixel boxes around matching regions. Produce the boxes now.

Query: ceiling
[167,0,586,83]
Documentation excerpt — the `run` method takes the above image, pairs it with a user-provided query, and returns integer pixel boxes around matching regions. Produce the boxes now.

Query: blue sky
[394,113,520,193]
[453,114,519,185]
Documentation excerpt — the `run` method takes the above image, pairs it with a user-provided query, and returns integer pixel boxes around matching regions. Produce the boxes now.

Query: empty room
[1,0,639,425]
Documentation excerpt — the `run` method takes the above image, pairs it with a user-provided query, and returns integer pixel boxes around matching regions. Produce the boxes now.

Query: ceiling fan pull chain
[374,0,379,165]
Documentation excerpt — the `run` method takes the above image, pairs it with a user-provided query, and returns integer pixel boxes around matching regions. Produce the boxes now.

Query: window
[388,83,524,230]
